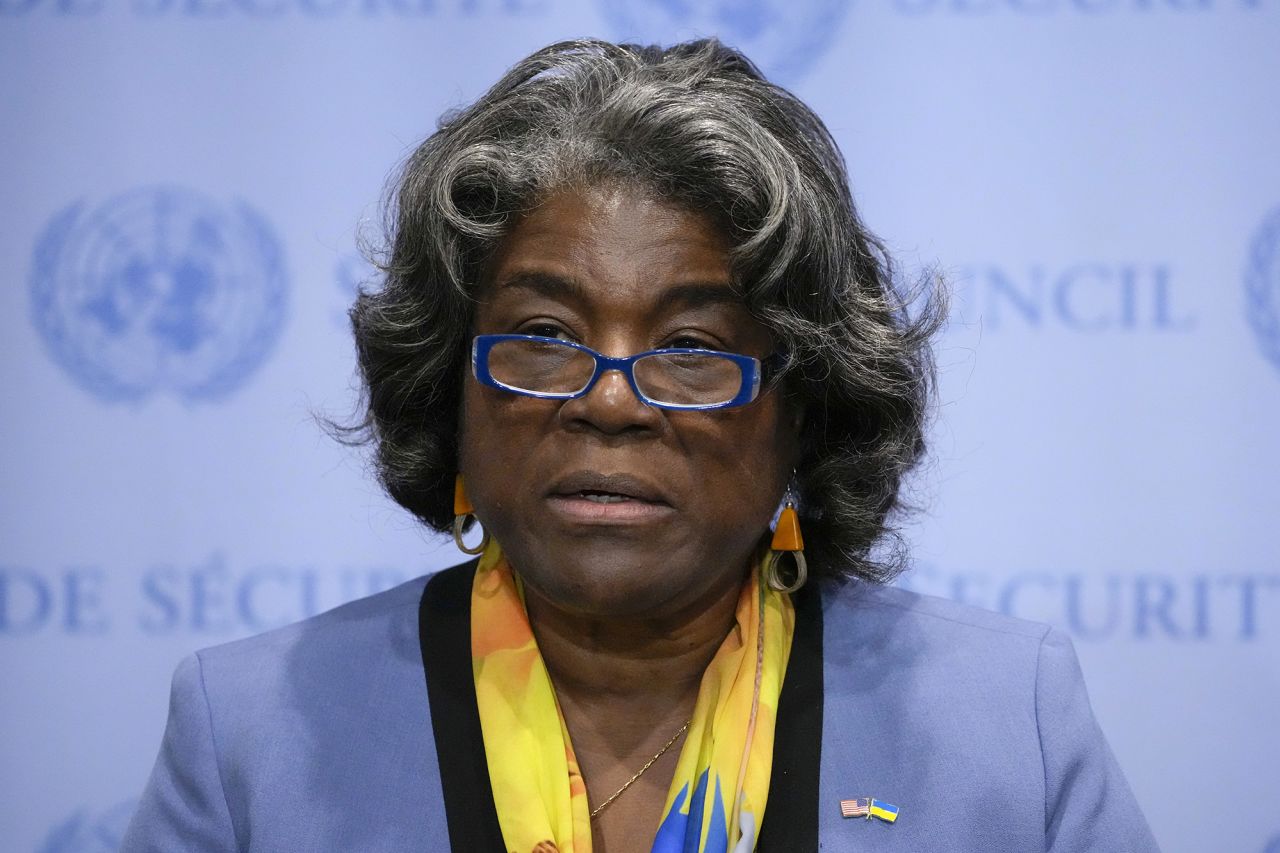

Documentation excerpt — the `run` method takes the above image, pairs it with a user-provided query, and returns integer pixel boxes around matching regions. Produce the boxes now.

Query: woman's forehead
[482,268,749,319]
[484,186,734,294]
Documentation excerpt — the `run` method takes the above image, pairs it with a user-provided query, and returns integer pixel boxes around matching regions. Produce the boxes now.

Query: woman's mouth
[546,474,675,524]
[578,490,633,504]
[547,493,674,523]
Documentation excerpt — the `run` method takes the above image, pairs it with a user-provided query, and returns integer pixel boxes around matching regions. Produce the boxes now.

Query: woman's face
[459,185,801,619]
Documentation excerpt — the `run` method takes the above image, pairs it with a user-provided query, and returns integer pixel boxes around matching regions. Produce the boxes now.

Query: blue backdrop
[3,2,1279,851]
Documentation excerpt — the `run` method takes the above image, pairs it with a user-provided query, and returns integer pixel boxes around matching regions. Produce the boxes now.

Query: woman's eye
[521,323,573,340]
[668,335,718,351]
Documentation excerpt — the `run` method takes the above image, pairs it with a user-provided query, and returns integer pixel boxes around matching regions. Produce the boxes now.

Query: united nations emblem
[30,187,288,403]
[1246,206,1280,377]
[37,800,136,853]
[596,0,850,83]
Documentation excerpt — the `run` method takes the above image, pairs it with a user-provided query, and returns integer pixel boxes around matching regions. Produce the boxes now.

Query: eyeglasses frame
[471,333,783,411]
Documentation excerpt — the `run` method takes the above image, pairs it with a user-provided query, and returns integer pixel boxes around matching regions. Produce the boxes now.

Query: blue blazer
[122,562,1160,852]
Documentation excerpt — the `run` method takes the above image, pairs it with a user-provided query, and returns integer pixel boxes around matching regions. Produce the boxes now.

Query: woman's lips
[548,471,669,505]
[545,471,674,524]
[546,492,676,523]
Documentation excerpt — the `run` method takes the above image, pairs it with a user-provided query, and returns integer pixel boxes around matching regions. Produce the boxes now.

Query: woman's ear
[791,405,806,437]
[781,400,806,471]
[780,389,805,439]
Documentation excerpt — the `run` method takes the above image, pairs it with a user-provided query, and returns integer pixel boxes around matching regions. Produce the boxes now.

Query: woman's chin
[511,552,714,623]
[520,564,674,620]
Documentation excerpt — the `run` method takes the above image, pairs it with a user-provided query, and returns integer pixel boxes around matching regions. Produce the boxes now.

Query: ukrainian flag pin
[839,797,900,824]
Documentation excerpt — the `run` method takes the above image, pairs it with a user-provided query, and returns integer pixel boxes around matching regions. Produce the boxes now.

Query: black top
[418,562,824,851]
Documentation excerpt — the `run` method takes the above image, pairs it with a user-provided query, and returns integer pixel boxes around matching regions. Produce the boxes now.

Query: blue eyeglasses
[471,334,782,411]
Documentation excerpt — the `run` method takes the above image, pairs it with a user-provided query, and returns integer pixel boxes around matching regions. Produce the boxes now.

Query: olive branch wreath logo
[28,186,288,404]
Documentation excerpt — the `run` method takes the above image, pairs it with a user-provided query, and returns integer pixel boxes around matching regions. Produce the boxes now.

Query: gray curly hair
[346,37,942,584]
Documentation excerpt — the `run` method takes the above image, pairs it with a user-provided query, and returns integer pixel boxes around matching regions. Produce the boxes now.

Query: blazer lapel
[756,581,824,851]
[419,561,506,851]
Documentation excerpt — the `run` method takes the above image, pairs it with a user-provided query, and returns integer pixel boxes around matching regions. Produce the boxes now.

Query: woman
[123,39,1160,852]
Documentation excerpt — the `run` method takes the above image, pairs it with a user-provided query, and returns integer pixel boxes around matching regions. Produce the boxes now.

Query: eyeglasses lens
[633,353,741,406]
[488,338,595,394]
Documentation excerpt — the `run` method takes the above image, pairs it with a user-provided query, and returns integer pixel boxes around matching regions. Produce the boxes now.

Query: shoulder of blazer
[192,560,479,674]
[820,577,1050,642]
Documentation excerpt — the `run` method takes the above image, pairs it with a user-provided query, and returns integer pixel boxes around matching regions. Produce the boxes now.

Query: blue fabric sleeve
[121,653,240,853]
[1037,628,1161,852]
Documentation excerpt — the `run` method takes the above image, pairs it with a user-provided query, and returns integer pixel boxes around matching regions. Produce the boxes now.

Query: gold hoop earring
[453,475,490,556]
[764,500,807,594]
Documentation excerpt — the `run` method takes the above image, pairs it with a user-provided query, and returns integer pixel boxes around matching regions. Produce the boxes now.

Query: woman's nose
[558,366,663,436]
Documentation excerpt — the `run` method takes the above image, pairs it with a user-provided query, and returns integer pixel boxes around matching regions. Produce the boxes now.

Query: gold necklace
[588,719,691,819]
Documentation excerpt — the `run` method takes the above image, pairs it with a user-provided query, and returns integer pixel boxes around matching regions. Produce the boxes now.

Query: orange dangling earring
[764,495,808,594]
[453,475,491,556]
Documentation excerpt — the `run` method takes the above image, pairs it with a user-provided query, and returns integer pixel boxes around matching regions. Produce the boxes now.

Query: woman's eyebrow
[659,282,743,312]
[492,270,584,301]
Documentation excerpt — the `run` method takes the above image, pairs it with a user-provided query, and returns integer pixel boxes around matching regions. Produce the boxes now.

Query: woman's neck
[522,571,744,721]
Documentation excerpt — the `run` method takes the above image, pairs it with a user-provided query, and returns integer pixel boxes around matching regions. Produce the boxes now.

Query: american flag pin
[839,797,900,824]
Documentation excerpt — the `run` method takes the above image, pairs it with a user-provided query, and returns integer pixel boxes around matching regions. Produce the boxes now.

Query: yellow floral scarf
[471,540,795,853]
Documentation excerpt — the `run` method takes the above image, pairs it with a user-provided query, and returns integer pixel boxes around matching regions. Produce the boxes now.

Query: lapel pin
[840,797,900,824]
